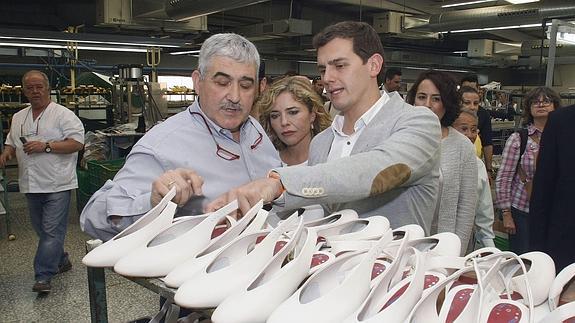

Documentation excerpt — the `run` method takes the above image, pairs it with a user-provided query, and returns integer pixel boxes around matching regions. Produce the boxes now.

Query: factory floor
[0,169,158,323]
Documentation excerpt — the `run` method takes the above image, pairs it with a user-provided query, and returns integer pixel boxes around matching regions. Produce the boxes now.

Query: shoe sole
[32,287,51,293]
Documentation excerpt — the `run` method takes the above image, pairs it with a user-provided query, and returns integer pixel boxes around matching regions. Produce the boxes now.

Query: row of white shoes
[82,188,575,323]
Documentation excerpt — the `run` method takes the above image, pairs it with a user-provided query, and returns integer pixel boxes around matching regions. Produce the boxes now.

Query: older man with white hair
[0,70,84,293]
[80,33,281,241]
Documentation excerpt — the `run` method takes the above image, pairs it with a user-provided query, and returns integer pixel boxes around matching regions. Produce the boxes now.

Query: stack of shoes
[85,202,575,323]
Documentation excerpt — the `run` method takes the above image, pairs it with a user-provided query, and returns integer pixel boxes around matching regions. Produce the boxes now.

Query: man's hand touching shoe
[205,177,284,218]
[151,168,204,207]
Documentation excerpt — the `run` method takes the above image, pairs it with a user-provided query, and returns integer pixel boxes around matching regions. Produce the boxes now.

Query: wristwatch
[44,142,52,153]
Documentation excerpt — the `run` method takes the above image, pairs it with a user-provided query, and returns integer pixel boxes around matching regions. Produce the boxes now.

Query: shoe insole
[486,303,523,323]
[445,287,474,323]
[424,274,440,289]
[371,262,386,280]
[211,224,230,239]
[499,291,523,301]
[310,253,330,268]
[381,282,410,311]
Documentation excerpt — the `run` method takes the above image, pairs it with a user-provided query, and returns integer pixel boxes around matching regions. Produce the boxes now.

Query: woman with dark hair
[406,70,477,255]
[256,76,332,166]
[495,86,560,254]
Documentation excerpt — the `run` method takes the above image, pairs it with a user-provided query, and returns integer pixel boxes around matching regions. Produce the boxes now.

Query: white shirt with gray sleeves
[273,92,442,235]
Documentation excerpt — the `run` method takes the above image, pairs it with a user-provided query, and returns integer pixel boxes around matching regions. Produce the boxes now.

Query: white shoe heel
[82,187,178,268]
[212,227,317,323]
[162,204,268,288]
[113,199,242,277]
[174,211,300,308]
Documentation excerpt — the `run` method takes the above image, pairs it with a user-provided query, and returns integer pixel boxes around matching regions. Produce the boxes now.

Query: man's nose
[227,82,240,103]
[322,67,335,84]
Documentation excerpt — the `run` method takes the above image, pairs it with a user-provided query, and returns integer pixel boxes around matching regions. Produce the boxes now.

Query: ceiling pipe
[165,0,269,21]
[411,0,575,32]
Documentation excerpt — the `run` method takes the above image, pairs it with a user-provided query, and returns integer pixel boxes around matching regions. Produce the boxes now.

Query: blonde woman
[256,76,331,166]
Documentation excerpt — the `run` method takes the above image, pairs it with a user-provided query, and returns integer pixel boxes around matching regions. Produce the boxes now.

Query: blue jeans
[26,191,71,282]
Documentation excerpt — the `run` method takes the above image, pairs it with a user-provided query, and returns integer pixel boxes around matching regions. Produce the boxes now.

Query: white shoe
[174,211,300,308]
[279,208,358,232]
[391,224,425,242]
[82,187,178,268]
[506,252,555,307]
[478,252,534,323]
[539,301,575,323]
[318,216,390,243]
[211,227,318,323]
[407,252,515,323]
[162,204,268,288]
[407,263,482,323]
[548,263,575,311]
[344,247,427,323]
[267,230,394,323]
[344,228,422,323]
[113,199,242,277]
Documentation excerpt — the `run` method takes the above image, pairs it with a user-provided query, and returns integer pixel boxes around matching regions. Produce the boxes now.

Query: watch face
[45,144,51,153]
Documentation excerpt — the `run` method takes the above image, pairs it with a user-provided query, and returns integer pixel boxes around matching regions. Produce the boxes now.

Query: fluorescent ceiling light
[0,42,147,53]
[505,0,539,4]
[440,23,542,33]
[441,0,496,8]
[0,36,179,48]
[170,50,201,55]
[453,50,468,54]
[555,32,575,45]
[403,66,471,73]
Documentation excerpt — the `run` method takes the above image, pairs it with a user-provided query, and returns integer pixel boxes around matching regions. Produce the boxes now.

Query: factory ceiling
[1,0,575,70]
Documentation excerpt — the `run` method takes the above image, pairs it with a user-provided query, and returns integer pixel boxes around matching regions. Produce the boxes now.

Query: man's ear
[368,54,384,78]
[192,69,200,81]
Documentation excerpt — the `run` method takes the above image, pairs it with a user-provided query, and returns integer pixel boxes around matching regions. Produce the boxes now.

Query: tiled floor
[0,179,158,323]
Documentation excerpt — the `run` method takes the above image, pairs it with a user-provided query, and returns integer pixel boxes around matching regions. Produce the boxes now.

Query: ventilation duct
[234,19,312,42]
[97,0,207,31]
[413,1,575,32]
[165,0,268,21]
